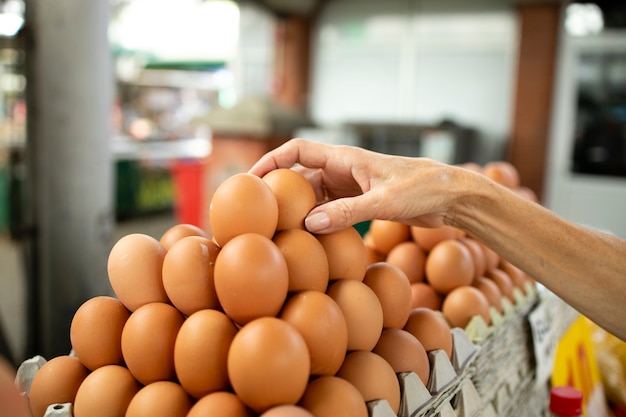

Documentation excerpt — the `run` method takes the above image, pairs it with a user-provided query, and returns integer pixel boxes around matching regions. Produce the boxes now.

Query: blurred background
[0,0,625,370]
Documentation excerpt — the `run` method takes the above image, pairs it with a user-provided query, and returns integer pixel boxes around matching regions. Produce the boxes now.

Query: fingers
[305,193,380,234]
[248,138,331,177]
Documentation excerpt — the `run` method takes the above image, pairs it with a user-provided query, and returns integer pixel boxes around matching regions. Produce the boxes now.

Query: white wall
[308,0,519,163]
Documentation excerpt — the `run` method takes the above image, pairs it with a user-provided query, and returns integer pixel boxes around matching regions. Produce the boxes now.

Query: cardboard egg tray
[368,327,481,417]
[368,282,569,417]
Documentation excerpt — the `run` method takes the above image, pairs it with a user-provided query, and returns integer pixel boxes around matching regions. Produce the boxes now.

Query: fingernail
[305,212,330,232]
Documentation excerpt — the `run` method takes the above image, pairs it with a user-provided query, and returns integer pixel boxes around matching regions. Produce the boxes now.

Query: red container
[170,160,206,228]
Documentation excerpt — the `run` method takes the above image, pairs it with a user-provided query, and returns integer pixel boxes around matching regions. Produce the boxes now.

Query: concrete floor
[0,211,177,367]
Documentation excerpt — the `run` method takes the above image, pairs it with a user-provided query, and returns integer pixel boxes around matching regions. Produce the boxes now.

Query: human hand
[249,138,469,234]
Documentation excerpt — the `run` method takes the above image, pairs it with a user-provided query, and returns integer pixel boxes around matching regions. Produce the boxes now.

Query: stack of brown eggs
[363,160,537,333]
[24,162,532,417]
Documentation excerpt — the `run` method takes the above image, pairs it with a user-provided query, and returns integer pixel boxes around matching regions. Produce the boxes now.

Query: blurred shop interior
[1,0,626,411]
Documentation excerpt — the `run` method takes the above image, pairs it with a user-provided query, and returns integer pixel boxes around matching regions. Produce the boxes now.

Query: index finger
[248,138,332,177]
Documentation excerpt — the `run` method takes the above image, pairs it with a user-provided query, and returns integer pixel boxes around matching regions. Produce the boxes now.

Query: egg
[73,365,140,417]
[162,236,221,316]
[325,279,383,351]
[260,405,315,417]
[410,225,461,252]
[214,233,289,325]
[425,239,474,294]
[499,259,527,291]
[385,241,426,283]
[485,268,515,302]
[159,223,210,251]
[107,233,169,312]
[410,282,442,310]
[279,290,348,376]
[121,302,185,385]
[262,168,317,231]
[174,309,238,399]
[373,328,430,386]
[316,227,367,281]
[125,381,192,417]
[187,391,253,417]
[298,376,368,417]
[441,285,491,328]
[336,351,401,414]
[363,262,412,329]
[472,276,503,313]
[403,307,453,358]
[227,317,310,413]
[479,242,500,271]
[70,296,130,371]
[459,237,487,280]
[273,229,329,293]
[209,172,278,246]
[29,355,89,417]
[367,219,410,255]
[482,161,520,189]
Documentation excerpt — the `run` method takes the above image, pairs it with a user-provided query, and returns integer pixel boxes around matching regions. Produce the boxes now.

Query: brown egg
[499,259,526,291]
[472,276,503,313]
[280,291,348,376]
[336,351,401,414]
[273,229,329,293]
[459,162,482,172]
[485,268,515,302]
[365,244,386,266]
[125,381,192,417]
[162,236,221,316]
[482,161,520,189]
[29,356,89,417]
[0,357,29,417]
[260,405,315,417]
[187,391,253,417]
[373,328,430,386]
[363,262,412,329]
[410,225,460,252]
[442,285,491,328]
[262,168,317,231]
[326,279,383,351]
[73,365,140,417]
[517,186,538,202]
[70,296,130,371]
[227,317,310,413]
[316,227,367,281]
[367,220,410,255]
[209,172,278,246]
[121,302,185,385]
[299,376,368,417]
[160,223,210,251]
[403,307,453,358]
[478,241,500,271]
[410,282,442,310]
[425,239,474,294]
[174,309,238,399]
[459,237,486,280]
[385,241,426,283]
[107,233,169,311]
[214,233,289,325]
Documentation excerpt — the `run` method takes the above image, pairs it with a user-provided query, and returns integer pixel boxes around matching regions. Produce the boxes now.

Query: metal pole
[25,0,114,358]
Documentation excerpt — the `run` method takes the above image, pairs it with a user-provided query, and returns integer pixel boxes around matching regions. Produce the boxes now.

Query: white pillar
[26,0,114,358]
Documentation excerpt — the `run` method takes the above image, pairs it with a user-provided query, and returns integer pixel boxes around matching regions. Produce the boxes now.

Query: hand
[249,138,469,233]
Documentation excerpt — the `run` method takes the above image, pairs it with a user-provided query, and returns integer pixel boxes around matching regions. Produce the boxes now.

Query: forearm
[449,170,626,340]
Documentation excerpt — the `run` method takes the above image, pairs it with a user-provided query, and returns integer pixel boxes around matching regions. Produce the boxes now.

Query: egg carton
[369,327,480,417]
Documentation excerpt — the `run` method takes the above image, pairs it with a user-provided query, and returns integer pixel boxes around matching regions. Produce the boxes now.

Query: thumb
[304,195,377,234]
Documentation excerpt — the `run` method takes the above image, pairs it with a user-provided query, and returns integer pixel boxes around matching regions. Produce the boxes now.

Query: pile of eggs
[364,160,537,330]
[25,161,536,417]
